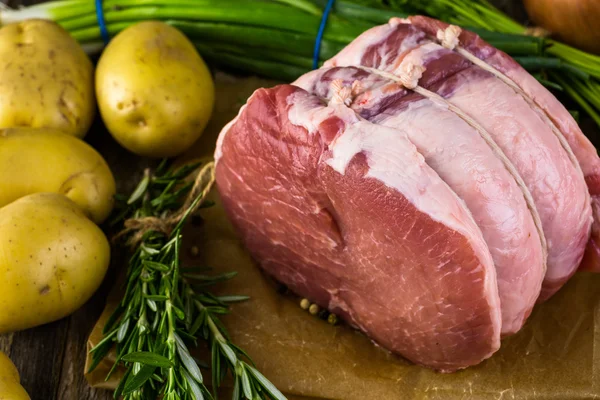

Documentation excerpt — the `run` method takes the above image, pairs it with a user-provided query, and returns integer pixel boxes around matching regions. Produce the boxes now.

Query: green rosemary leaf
[88,161,285,399]
[170,162,202,180]
[173,305,186,320]
[200,292,229,306]
[185,296,194,329]
[147,298,158,312]
[229,344,255,366]
[158,308,168,333]
[219,342,238,367]
[241,366,253,399]
[183,368,206,400]
[123,364,157,395]
[123,328,140,358]
[113,367,131,399]
[102,303,125,334]
[154,158,169,175]
[185,271,238,283]
[211,340,220,397]
[194,295,221,306]
[245,365,287,400]
[217,295,250,303]
[106,352,123,381]
[117,318,130,343]
[140,243,160,255]
[176,329,197,343]
[143,260,171,272]
[205,306,230,315]
[89,329,117,355]
[121,351,173,368]
[86,344,112,374]
[175,332,204,384]
[210,316,232,342]
[189,313,204,336]
[127,172,150,204]
[232,378,240,400]
[145,294,169,301]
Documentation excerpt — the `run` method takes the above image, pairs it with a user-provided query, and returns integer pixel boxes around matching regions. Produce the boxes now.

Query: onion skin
[524,0,600,54]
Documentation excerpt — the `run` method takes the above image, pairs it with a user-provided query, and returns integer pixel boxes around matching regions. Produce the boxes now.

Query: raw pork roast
[214,16,600,371]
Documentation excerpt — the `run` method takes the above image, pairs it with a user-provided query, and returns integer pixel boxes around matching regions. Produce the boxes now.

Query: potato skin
[0,193,110,334]
[0,352,30,400]
[96,21,215,157]
[0,20,95,138]
[0,128,116,224]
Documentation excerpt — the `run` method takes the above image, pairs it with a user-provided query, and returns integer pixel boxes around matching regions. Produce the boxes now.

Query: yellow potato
[0,193,110,334]
[0,128,116,224]
[0,352,30,400]
[0,19,95,138]
[96,21,215,157]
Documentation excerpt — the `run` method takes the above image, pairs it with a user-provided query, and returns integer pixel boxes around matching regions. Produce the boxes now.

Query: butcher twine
[115,162,216,247]
[437,25,584,188]
[94,0,110,45]
[313,0,336,70]
[326,54,551,265]
[434,26,586,185]
[324,21,599,266]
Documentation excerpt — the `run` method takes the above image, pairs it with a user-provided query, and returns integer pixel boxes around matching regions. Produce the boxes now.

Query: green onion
[2,0,600,126]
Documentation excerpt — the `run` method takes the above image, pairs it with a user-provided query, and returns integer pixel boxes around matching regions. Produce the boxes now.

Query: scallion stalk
[2,0,600,127]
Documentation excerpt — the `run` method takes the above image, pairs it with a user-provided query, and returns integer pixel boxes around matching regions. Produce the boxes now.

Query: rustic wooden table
[0,114,132,395]
[0,4,153,398]
[3,1,596,399]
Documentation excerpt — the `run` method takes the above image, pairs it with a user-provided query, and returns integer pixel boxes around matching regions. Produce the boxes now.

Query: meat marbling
[215,17,596,371]
[325,18,592,301]
[408,16,600,275]
[295,66,545,336]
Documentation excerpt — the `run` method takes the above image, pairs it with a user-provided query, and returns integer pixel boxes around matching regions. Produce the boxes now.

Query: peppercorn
[300,298,310,310]
[318,309,329,320]
[309,304,320,315]
[327,313,338,325]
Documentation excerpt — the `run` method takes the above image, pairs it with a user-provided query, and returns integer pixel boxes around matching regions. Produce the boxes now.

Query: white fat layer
[357,61,549,267]
[372,98,544,334]
[324,24,393,68]
[395,42,444,74]
[293,68,388,100]
[325,22,424,69]
[287,91,358,134]
[327,120,494,263]
[454,47,587,187]
[215,90,258,163]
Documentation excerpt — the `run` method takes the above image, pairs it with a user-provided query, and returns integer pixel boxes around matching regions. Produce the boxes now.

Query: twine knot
[115,161,216,247]
[398,62,425,90]
[436,25,462,50]
[329,79,353,106]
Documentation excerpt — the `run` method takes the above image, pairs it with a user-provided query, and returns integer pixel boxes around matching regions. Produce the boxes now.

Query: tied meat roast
[214,16,600,372]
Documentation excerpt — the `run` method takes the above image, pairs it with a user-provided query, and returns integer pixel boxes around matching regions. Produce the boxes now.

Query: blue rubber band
[95,0,110,44]
[313,0,335,70]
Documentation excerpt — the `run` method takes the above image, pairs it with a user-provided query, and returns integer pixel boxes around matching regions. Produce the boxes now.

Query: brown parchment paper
[85,73,600,400]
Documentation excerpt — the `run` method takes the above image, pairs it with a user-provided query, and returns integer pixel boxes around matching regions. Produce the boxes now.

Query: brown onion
[524,0,600,54]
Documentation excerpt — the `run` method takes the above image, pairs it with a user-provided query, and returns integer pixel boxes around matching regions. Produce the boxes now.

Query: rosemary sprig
[89,160,286,400]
